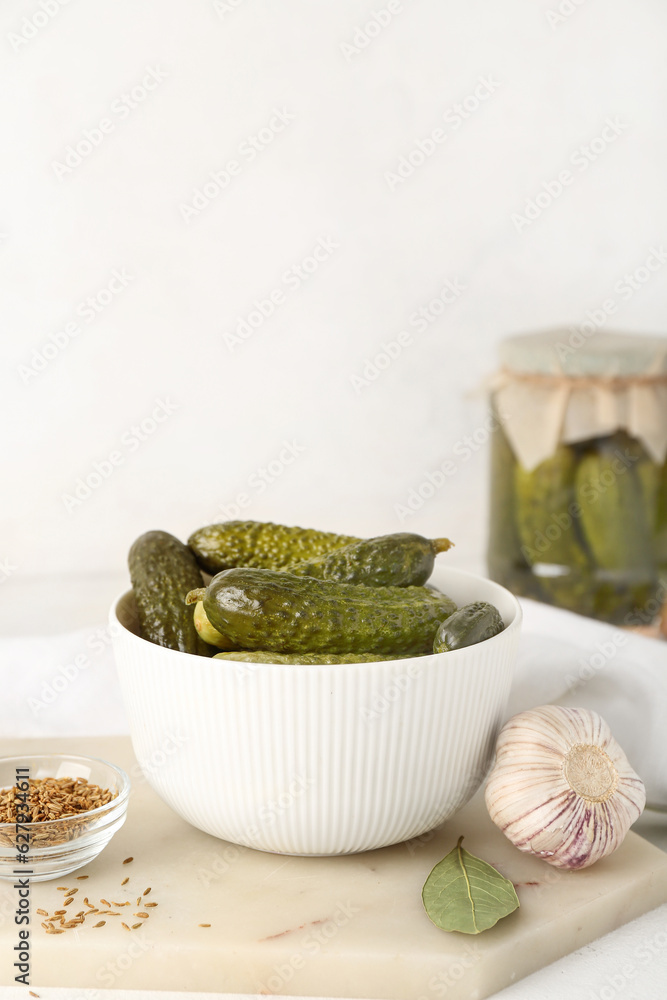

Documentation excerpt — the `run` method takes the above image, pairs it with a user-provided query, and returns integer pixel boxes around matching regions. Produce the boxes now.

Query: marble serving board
[2,737,667,999]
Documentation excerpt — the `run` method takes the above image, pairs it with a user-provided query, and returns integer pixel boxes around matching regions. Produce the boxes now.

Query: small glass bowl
[0,754,130,882]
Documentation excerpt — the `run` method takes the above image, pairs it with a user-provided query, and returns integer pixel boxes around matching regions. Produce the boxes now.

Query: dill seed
[123,857,133,864]
[121,877,129,885]
[121,922,130,931]
[143,887,151,895]
[64,898,74,905]
[93,921,105,928]
[132,922,142,929]
[29,989,39,996]
[36,908,48,916]
[136,897,141,906]
[54,910,66,915]
[56,886,68,891]
[199,923,211,927]
[144,902,157,907]
[76,875,89,879]
[100,898,110,907]
[134,912,149,919]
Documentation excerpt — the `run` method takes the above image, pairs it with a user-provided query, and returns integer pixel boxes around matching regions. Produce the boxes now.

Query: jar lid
[499,329,667,378]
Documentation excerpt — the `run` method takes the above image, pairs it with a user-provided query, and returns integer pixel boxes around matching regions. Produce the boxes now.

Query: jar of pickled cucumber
[487,329,667,625]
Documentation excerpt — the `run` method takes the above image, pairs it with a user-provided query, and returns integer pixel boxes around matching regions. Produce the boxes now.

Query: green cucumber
[433,602,504,652]
[575,450,654,573]
[128,530,211,655]
[286,532,452,587]
[188,520,359,574]
[213,651,411,664]
[195,568,457,656]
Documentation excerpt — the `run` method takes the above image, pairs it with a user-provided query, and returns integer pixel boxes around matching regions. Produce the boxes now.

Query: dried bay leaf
[422,836,519,934]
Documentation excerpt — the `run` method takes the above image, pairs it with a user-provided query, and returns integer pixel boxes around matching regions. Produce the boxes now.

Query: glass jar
[487,329,667,625]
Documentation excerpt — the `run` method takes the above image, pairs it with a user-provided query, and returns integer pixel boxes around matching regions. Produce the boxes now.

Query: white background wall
[2,0,667,629]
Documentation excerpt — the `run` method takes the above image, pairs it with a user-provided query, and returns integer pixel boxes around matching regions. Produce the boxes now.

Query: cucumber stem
[185,587,207,605]
[432,538,454,554]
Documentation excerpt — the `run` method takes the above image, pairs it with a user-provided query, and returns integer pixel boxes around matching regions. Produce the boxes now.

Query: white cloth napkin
[2,623,128,740]
[511,598,667,810]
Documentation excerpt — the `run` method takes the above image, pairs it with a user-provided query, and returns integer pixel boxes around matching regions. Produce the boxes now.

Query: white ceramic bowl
[110,567,521,855]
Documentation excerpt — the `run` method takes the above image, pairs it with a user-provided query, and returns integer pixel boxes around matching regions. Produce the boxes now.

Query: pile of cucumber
[128,521,504,664]
[489,427,665,623]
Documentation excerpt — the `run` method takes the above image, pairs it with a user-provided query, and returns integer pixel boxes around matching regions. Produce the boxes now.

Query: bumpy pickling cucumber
[214,650,410,664]
[515,445,590,571]
[433,602,504,652]
[192,569,457,656]
[575,449,654,573]
[188,520,359,574]
[613,432,660,534]
[128,530,211,655]
[286,533,452,587]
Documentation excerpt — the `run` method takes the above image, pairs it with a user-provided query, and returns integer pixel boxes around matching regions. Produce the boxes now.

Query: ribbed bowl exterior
[111,567,521,855]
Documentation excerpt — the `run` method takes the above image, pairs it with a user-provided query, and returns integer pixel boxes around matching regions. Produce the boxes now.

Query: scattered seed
[36,908,48,916]
[123,857,133,865]
[121,922,131,930]
[107,912,121,916]
[64,898,74,906]
[76,910,85,917]
[199,923,211,928]
[76,875,89,879]
[143,887,151,895]
[121,877,129,885]
[56,886,68,891]
[100,898,111,907]
[54,910,66,915]
[29,990,39,996]
[132,922,142,929]
[136,897,141,906]
[67,888,78,894]
[51,928,65,934]
[93,921,106,928]
[134,912,149,919]
[144,902,157,908]
[40,922,49,930]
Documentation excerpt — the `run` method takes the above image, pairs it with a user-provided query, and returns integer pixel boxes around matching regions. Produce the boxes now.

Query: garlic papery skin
[484,705,646,870]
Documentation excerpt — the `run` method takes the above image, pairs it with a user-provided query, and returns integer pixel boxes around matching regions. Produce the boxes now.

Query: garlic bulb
[485,705,646,870]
